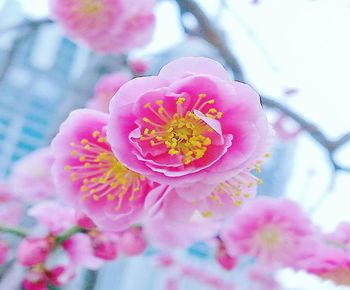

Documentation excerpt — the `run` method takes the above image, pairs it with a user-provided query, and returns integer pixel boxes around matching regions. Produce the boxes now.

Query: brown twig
[0,18,52,35]
[175,0,350,172]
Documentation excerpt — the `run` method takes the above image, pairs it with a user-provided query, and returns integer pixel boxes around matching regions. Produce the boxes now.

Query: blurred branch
[0,18,53,35]
[174,0,350,173]
[0,19,53,83]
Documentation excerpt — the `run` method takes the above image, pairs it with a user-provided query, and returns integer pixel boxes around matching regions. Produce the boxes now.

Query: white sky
[8,0,350,289]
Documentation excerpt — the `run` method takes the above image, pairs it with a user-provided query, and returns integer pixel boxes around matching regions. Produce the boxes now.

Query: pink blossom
[17,237,53,267]
[108,57,269,193]
[62,233,104,269]
[10,147,55,202]
[0,182,23,226]
[128,58,149,75]
[0,239,9,266]
[301,242,350,286]
[144,212,220,250]
[50,0,156,53]
[222,197,316,267]
[51,109,155,231]
[28,202,76,235]
[119,227,147,256]
[87,72,132,113]
[89,230,119,260]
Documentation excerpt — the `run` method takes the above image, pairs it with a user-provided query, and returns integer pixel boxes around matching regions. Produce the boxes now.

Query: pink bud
[0,239,9,265]
[119,227,147,256]
[215,241,237,271]
[17,238,52,267]
[76,212,96,230]
[90,231,119,260]
[23,268,48,290]
[128,58,149,75]
[48,265,75,287]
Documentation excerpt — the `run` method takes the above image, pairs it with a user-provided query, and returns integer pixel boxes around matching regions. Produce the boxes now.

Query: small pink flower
[108,57,269,192]
[89,230,119,260]
[51,109,155,231]
[128,58,149,75]
[0,182,23,226]
[63,233,104,270]
[0,239,9,266]
[87,72,132,113]
[50,0,156,53]
[301,242,350,286]
[10,147,55,202]
[17,237,53,267]
[222,197,315,266]
[28,202,76,235]
[144,213,219,250]
[119,227,147,256]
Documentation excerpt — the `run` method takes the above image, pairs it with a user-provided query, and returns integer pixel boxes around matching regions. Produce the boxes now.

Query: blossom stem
[55,226,84,246]
[0,225,26,237]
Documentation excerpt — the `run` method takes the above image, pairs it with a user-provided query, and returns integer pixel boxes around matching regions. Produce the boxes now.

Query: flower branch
[174,0,350,173]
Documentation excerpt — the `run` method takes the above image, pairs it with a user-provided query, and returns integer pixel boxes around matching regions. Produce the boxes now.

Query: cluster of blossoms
[51,57,271,247]
[1,57,349,289]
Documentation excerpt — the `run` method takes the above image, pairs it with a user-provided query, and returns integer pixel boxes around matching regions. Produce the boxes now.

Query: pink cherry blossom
[50,0,156,53]
[87,72,132,113]
[144,211,220,250]
[119,227,147,256]
[28,202,76,235]
[9,147,56,202]
[222,197,316,267]
[0,182,23,226]
[0,239,9,266]
[17,237,53,267]
[62,233,104,270]
[128,58,149,75]
[301,242,350,286]
[51,109,155,231]
[108,57,269,192]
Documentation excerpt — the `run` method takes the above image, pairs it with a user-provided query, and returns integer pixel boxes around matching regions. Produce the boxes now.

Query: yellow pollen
[139,93,225,165]
[92,131,100,138]
[202,211,213,218]
[64,165,71,171]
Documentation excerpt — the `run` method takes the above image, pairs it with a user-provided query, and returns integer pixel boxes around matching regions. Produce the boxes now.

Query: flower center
[81,0,103,15]
[140,94,223,165]
[321,267,350,285]
[257,226,283,250]
[65,129,144,211]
